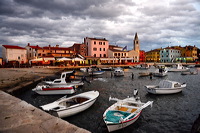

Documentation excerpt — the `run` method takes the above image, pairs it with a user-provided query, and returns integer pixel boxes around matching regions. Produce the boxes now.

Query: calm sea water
[15,67,200,133]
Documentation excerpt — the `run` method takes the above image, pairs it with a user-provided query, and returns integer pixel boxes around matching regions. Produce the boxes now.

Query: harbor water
[15,67,200,133]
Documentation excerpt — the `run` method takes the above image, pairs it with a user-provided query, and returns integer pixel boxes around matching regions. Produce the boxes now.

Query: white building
[160,48,181,62]
[2,45,27,64]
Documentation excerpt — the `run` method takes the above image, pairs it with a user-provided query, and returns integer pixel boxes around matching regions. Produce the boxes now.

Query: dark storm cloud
[0,0,199,52]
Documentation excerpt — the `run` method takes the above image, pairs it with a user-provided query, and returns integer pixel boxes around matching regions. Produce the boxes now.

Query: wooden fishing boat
[40,91,99,118]
[145,80,186,94]
[32,84,76,95]
[103,91,153,132]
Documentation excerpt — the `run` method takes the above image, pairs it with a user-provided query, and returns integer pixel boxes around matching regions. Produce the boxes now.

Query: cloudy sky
[0,0,200,52]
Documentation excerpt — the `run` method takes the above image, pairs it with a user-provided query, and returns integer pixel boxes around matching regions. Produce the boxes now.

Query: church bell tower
[133,32,140,52]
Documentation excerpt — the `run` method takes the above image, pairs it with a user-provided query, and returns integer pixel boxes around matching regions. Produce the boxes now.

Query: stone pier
[0,91,90,133]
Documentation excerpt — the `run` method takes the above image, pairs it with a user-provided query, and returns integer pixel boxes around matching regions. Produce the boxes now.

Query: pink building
[84,37,109,58]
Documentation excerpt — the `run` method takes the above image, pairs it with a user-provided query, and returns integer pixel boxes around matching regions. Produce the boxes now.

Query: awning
[30,58,43,61]
[120,58,133,60]
[44,57,55,61]
[100,58,119,60]
[72,57,84,61]
[57,57,72,61]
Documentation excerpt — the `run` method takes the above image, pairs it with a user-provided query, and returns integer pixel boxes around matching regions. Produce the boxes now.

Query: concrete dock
[0,91,90,133]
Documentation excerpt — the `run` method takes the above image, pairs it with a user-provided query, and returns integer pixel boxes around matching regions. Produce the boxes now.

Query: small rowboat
[32,84,76,95]
[103,91,153,132]
[40,91,99,118]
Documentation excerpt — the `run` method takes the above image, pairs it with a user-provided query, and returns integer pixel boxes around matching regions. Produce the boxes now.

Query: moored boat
[113,67,124,77]
[40,90,99,118]
[32,84,76,95]
[145,80,186,94]
[168,63,189,72]
[103,90,153,132]
[153,67,168,77]
[43,70,84,87]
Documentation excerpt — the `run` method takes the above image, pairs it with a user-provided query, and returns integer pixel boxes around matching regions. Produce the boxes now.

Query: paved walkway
[0,91,90,133]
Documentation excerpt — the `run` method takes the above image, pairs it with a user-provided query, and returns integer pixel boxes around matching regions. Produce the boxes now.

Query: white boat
[145,80,186,94]
[168,63,189,72]
[181,70,198,75]
[43,71,84,87]
[101,67,113,71]
[103,92,153,132]
[153,67,168,77]
[135,64,150,69]
[32,84,76,95]
[40,90,99,118]
[89,70,105,76]
[113,67,124,77]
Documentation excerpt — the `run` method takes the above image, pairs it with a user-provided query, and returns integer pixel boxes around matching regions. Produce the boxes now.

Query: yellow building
[145,49,161,62]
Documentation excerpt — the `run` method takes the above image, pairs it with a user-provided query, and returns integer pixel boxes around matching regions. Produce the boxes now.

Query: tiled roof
[109,49,129,52]
[29,45,42,49]
[43,46,71,50]
[2,45,25,49]
[86,37,108,41]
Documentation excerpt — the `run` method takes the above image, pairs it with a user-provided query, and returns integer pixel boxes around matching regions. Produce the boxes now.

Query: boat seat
[131,108,137,113]
[118,107,128,112]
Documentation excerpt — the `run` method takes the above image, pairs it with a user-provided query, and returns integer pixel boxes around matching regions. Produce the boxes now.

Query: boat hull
[33,86,76,95]
[54,98,97,118]
[153,73,167,77]
[89,71,105,75]
[105,112,141,132]
[168,68,189,72]
[145,85,185,94]
[41,91,99,118]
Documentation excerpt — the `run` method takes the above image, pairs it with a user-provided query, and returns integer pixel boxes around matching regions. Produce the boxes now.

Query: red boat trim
[122,110,142,123]
[42,87,73,91]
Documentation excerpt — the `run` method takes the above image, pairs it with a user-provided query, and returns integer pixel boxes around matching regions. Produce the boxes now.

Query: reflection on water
[15,67,200,133]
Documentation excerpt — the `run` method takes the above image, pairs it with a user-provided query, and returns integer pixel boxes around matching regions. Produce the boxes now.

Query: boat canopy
[158,80,173,88]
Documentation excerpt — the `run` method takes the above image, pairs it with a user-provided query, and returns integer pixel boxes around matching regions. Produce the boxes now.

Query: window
[94,54,96,57]
[103,48,105,51]
[103,42,105,45]
[93,48,97,51]
[104,54,106,57]
[94,41,96,45]
[100,54,102,57]
[100,48,101,51]
[114,53,117,56]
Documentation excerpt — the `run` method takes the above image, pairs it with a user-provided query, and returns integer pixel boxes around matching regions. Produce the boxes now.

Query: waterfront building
[145,49,161,62]
[41,45,75,58]
[139,50,145,62]
[25,43,42,61]
[2,45,27,65]
[70,43,87,57]
[84,37,109,58]
[160,48,181,63]
[108,33,140,64]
